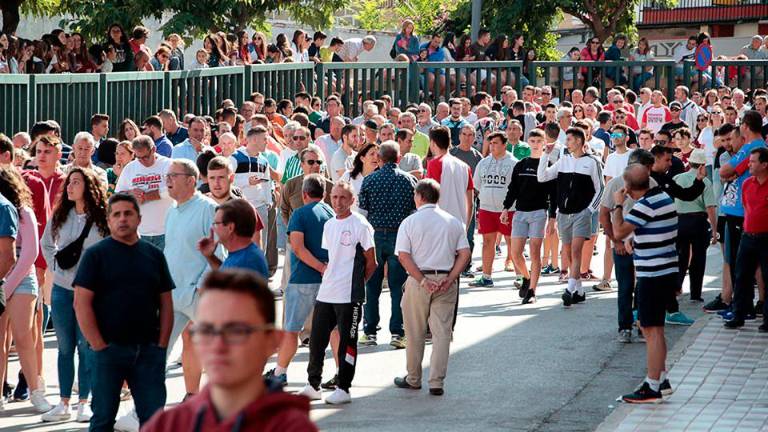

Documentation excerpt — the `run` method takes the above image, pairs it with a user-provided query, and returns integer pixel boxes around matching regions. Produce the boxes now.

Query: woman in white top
[339,143,379,214]
[291,30,310,63]
[40,167,110,422]
[629,38,654,92]
[695,108,723,179]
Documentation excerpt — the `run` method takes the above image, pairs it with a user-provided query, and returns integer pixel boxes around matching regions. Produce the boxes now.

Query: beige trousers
[402,275,458,389]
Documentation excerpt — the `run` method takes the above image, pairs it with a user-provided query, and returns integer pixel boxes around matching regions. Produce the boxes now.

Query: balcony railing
[1,60,767,142]
[638,0,768,26]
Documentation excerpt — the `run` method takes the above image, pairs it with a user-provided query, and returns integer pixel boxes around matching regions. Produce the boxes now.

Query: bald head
[623,164,650,192]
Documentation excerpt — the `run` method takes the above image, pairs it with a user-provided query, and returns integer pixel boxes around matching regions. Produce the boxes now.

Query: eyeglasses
[305,159,323,165]
[189,323,274,345]
[293,135,308,141]
[671,107,681,112]
[654,140,668,146]
[165,172,193,180]
[541,92,551,96]
[211,220,227,226]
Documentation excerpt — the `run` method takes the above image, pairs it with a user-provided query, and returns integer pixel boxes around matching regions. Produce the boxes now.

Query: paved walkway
[597,316,768,432]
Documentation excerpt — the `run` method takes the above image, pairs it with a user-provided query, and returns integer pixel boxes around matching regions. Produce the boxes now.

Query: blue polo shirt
[720,138,766,217]
[154,135,173,158]
[221,243,268,279]
[287,201,334,284]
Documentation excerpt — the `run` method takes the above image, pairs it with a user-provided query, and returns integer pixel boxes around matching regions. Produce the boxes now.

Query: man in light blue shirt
[172,117,211,162]
[164,158,219,397]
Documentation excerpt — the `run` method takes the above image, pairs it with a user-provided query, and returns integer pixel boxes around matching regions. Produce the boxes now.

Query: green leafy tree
[1,0,60,33]
[355,0,458,36]
[56,0,349,43]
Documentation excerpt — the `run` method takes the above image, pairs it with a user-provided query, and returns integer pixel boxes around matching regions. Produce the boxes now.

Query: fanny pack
[55,220,93,270]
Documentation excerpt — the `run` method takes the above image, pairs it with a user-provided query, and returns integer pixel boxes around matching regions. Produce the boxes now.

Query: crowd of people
[0,40,768,430]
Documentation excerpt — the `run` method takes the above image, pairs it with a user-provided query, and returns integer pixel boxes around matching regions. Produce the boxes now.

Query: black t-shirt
[73,237,175,345]
[308,44,320,59]
[469,42,488,61]
[660,121,686,135]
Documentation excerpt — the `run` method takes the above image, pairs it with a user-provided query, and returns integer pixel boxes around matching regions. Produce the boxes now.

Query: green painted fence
[1,60,767,143]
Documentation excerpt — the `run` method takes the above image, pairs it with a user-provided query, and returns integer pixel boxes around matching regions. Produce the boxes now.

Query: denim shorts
[283,283,320,332]
[557,208,593,244]
[12,274,38,298]
[590,210,600,236]
[511,209,547,239]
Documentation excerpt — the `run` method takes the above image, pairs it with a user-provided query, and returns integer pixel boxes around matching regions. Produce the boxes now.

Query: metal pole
[471,0,482,41]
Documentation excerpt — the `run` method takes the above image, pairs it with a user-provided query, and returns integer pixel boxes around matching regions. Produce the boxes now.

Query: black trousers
[676,213,711,300]
[732,233,768,321]
[725,215,745,290]
[307,301,361,391]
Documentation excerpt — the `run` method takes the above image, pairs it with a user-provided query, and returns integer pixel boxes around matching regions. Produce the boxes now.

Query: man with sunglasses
[282,126,313,184]
[661,101,688,136]
[654,130,686,177]
[142,269,317,431]
[115,135,174,251]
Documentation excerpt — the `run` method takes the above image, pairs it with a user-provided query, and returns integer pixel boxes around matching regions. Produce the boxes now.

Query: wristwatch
[613,204,623,211]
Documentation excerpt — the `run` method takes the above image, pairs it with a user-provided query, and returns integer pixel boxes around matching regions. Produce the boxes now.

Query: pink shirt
[5,207,39,298]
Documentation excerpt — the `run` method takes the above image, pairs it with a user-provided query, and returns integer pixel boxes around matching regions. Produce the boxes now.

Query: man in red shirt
[142,269,317,432]
[731,147,768,332]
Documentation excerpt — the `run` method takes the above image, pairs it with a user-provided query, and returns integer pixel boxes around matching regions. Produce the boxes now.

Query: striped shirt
[625,187,678,278]
[281,155,303,184]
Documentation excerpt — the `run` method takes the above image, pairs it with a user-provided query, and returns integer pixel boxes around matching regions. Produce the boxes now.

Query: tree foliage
[355,0,458,36]
[54,0,348,43]
[1,0,60,33]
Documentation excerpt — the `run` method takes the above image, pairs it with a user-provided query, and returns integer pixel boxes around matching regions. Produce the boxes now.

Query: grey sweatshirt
[41,208,105,290]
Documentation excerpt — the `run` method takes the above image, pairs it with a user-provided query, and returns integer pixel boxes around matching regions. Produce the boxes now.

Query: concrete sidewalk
[597,316,768,432]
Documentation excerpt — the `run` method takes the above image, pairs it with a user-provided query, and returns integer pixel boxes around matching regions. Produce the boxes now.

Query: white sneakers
[114,409,140,432]
[298,383,352,404]
[41,402,72,422]
[30,389,53,413]
[297,384,322,401]
[324,388,351,405]
[76,403,93,423]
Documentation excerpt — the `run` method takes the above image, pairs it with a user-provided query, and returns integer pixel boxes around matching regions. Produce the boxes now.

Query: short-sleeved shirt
[742,176,768,233]
[73,237,175,345]
[221,243,269,279]
[602,176,659,225]
[398,153,422,173]
[287,201,334,284]
[449,146,483,174]
[317,213,375,304]
[0,194,19,239]
[673,170,716,214]
[720,138,767,216]
[395,204,469,271]
[508,142,532,161]
[604,150,633,179]
[625,188,678,278]
[154,135,173,158]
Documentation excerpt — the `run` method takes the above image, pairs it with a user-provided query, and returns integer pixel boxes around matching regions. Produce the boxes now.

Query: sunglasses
[541,92,552,96]
[305,159,323,165]
[591,41,600,45]
[610,133,625,139]
[712,111,723,115]
[697,118,708,122]
[615,116,626,120]
[671,108,681,112]
[293,135,308,140]
[654,140,668,146]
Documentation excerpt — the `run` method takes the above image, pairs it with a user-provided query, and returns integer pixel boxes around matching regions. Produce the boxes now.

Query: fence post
[315,63,325,101]
[408,62,419,104]
[98,73,108,114]
[162,72,172,110]
[666,63,675,102]
[243,65,253,100]
[28,74,37,129]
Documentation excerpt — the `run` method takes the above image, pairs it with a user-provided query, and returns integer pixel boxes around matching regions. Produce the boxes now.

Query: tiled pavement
[597,316,768,432]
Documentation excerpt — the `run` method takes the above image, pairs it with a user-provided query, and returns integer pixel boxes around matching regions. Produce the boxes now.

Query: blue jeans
[276,209,287,250]
[364,231,406,336]
[51,285,92,400]
[90,343,167,431]
[142,234,165,251]
[633,72,653,91]
[614,250,636,331]
[465,201,477,271]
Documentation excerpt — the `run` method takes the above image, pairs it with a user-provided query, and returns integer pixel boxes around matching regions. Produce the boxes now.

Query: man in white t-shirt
[641,90,672,134]
[298,182,376,406]
[115,135,173,250]
[315,116,345,162]
[330,124,359,182]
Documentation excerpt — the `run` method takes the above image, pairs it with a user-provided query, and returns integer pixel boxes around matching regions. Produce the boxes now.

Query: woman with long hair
[236,31,252,65]
[117,119,140,142]
[0,31,10,73]
[39,167,109,423]
[456,34,474,61]
[702,89,720,112]
[106,140,134,196]
[509,33,525,61]
[486,34,509,61]
[630,37,655,91]
[249,31,267,62]
[166,33,185,69]
[105,23,134,72]
[204,34,226,68]
[0,166,51,413]
[339,143,379,213]
[393,19,420,61]
[69,33,96,73]
[580,37,605,88]
[441,32,457,61]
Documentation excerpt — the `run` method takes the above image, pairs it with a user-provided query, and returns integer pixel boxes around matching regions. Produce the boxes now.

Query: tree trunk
[1,0,22,35]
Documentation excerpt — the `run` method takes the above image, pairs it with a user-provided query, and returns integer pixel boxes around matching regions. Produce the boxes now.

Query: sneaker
[76,403,93,422]
[721,310,756,321]
[665,312,694,326]
[298,384,322,401]
[561,290,573,307]
[469,276,494,287]
[513,277,522,288]
[541,264,556,275]
[425,331,432,344]
[30,389,52,414]
[659,379,674,396]
[41,402,71,422]
[558,271,569,284]
[390,335,407,349]
[3,381,13,399]
[617,329,632,343]
[325,388,351,405]
[592,280,612,292]
[13,372,28,401]
[429,388,445,396]
[703,295,729,313]
[572,292,586,304]
[359,334,377,346]
[724,318,745,329]
[393,376,421,390]
[522,291,536,305]
[756,301,765,316]
[495,245,501,255]
[636,328,646,343]
[460,270,474,278]
[321,375,338,390]
[758,323,768,333]
[263,368,288,387]
[518,278,531,299]
[114,410,140,432]
[622,382,662,404]
[580,270,598,281]
[717,306,733,317]
[300,338,310,347]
